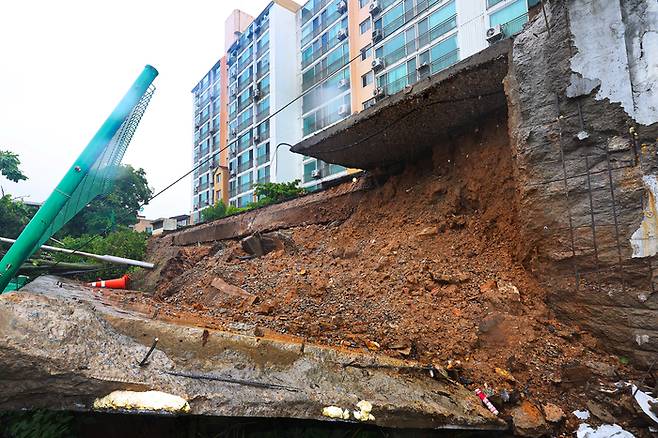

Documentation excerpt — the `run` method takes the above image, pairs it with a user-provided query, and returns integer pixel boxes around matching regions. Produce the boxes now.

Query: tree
[252,180,305,207]
[0,150,27,183]
[0,195,34,239]
[58,164,152,237]
[201,201,227,222]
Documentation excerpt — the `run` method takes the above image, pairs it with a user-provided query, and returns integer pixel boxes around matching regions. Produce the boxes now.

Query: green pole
[0,65,158,292]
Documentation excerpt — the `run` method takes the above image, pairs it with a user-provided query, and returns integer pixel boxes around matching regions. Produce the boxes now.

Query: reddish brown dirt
[130,117,645,433]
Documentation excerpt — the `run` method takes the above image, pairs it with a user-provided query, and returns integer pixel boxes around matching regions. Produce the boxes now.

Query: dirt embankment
[137,115,644,434]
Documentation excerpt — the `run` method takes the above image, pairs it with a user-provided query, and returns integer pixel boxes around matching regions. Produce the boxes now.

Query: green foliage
[0,150,27,183]
[58,165,152,237]
[201,201,227,222]
[252,180,305,207]
[0,195,35,239]
[52,227,149,280]
[0,410,73,438]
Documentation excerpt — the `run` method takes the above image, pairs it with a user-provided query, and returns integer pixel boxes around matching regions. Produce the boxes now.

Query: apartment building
[190,11,251,223]
[191,60,224,223]
[226,0,302,208]
[367,0,536,105]
[298,0,368,190]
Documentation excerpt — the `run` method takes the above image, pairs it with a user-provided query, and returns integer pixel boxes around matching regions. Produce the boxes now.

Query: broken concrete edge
[169,178,370,246]
[0,276,505,430]
[290,39,513,164]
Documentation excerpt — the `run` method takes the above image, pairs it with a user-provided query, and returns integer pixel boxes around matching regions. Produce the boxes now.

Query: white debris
[576,423,634,438]
[630,175,658,258]
[93,390,190,413]
[573,409,591,420]
[353,400,375,422]
[632,385,658,425]
[322,406,350,420]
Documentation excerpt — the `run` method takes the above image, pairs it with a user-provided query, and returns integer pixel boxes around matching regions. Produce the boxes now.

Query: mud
[134,114,648,434]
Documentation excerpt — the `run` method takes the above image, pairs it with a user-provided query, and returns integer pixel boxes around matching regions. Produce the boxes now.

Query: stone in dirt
[241,231,295,257]
[210,277,257,307]
[542,403,565,423]
[511,401,549,437]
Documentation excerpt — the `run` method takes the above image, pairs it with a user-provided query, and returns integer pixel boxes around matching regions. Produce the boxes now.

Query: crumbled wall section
[568,0,658,125]
[630,175,658,258]
[507,0,658,365]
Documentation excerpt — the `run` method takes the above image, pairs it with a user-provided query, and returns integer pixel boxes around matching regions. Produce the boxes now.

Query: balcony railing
[379,15,457,67]
[378,48,459,97]
[236,117,253,133]
[257,175,270,184]
[500,13,528,37]
[238,76,253,93]
[237,160,253,173]
[256,153,269,165]
[376,0,444,41]
[302,51,349,91]
[301,33,342,69]
[237,96,253,113]
[256,65,269,80]
[238,53,253,71]
[301,9,344,47]
[229,187,237,198]
[301,0,331,25]
[303,103,350,136]
[255,107,269,123]
[237,181,253,194]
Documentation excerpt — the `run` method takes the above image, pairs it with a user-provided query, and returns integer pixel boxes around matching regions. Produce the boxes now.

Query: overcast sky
[0,0,281,219]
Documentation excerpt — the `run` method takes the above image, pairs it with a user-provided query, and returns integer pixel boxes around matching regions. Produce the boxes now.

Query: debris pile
[133,118,651,435]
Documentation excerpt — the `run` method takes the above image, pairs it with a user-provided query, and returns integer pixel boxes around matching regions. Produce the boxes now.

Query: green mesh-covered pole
[0,65,158,292]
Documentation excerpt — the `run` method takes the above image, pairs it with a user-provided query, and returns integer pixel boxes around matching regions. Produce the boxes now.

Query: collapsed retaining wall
[507,0,658,365]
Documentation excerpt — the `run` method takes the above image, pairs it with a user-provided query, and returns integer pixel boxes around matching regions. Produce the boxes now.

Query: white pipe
[0,237,154,269]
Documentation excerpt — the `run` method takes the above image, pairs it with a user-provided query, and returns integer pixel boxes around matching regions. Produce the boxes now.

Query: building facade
[367,0,535,106]
[226,1,302,208]
[192,0,535,220]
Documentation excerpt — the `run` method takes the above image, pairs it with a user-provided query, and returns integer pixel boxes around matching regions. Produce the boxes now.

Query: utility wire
[155,0,470,206]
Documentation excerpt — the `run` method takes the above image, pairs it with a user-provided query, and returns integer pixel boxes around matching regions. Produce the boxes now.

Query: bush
[52,227,149,280]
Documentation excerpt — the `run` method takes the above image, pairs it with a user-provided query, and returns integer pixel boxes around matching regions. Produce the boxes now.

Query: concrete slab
[0,276,505,430]
[291,40,512,170]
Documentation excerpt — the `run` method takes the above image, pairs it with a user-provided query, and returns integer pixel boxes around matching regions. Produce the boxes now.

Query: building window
[361,71,373,87]
[359,0,368,7]
[360,44,372,61]
[359,18,371,34]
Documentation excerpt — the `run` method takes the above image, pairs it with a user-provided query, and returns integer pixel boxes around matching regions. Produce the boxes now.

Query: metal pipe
[0,65,158,292]
[0,237,154,269]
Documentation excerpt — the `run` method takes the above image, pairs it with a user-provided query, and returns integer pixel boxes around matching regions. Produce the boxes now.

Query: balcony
[237,160,253,173]
[236,117,253,133]
[238,53,253,71]
[237,181,253,194]
[301,0,331,25]
[237,96,253,113]
[302,51,349,91]
[257,175,270,185]
[238,76,253,93]
[256,153,269,166]
[255,107,269,123]
[301,9,344,47]
[301,33,341,69]
[500,13,528,37]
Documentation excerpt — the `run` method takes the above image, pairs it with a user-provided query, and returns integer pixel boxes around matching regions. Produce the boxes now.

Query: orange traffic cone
[88,274,130,289]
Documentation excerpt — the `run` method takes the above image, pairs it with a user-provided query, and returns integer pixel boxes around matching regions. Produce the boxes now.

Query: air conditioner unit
[338,104,349,116]
[417,61,429,71]
[254,24,261,34]
[486,25,504,43]
[230,169,236,177]
[372,28,383,42]
[337,0,347,13]
[231,128,237,137]
[337,29,348,41]
[337,78,349,89]
[369,0,380,15]
[253,87,261,99]
[311,169,322,178]
[373,86,385,98]
[230,145,237,154]
[372,57,384,71]
[253,134,261,144]
[246,28,253,39]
